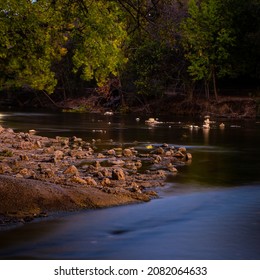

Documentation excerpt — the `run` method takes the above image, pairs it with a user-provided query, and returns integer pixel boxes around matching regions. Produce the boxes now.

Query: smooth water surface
[0,111,260,259]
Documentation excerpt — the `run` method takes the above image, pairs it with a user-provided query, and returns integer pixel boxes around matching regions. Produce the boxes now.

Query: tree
[225,0,260,83]
[181,0,235,99]
[0,0,128,95]
[0,0,63,93]
[67,0,128,86]
[119,0,189,97]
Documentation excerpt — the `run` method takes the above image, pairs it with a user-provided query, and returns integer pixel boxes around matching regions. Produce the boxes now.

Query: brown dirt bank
[0,174,150,224]
[56,94,257,118]
[133,96,257,118]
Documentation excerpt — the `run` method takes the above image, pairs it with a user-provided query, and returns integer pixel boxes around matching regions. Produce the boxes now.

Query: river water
[0,111,260,259]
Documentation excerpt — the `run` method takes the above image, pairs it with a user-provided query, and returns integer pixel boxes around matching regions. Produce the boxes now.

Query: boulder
[70,176,87,185]
[19,154,29,161]
[112,168,125,180]
[167,163,178,173]
[107,149,116,156]
[186,153,192,160]
[101,177,111,187]
[156,147,165,155]
[123,148,133,157]
[85,177,98,186]
[178,147,187,154]
[153,155,162,163]
[63,165,79,176]
[54,150,64,161]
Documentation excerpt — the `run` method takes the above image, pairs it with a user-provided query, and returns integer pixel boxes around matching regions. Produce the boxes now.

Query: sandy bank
[0,175,149,225]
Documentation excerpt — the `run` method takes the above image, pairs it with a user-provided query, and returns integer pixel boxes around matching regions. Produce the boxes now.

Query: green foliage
[132,40,167,95]
[70,1,128,86]
[225,0,260,80]
[0,0,65,93]
[0,0,128,93]
[181,0,236,96]
[121,0,188,96]
[0,0,258,101]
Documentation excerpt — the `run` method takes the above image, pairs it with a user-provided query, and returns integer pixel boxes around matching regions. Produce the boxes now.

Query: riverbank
[0,125,191,226]
[0,91,257,118]
[57,94,257,119]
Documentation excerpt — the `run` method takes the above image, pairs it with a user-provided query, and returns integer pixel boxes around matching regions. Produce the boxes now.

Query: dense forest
[0,0,259,112]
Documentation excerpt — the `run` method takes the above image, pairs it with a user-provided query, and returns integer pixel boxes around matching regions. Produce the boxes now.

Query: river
[0,111,260,259]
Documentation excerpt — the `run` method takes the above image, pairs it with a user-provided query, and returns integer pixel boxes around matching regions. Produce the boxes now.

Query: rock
[19,168,34,177]
[101,168,110,177]
[156,147,165,155]
[0,125,4,133]
[186,153,192,160]
[85,177,98,186]
[43,168,55,178]
[167,163,178,173]
[5,128,14,133]
[0,149,13,157]
[70,176,87,185]
[178,147,187,154]
[135,160,142,169]
[145,118,162,125]
[70,136,83,144]
[153,155,162,163]
[35,140,42,148]
[44,147,55,154]
[101,177,111,187]
[94,161,101,169]
[97,153,106,158]
[112,168,125,180]
[165,150,173,157]
[107,149,116,156]
[63,165,79,176]
[54,150,64,161]
[129,182,141,193]
[125,161,137,170]
[174,151,184,158]
[156,170,167,178]
[69,150,89,159]
[19,141,34,150]
[29,129,36,135]
[56,136,70,146]
[144,190,158,197]
[0,163,12,174]
[123,148,133,157]
[109,159,125,166]
[19,154,29,161]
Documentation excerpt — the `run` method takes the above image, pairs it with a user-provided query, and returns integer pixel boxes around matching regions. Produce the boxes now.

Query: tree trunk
[205,80,210,99]
[212,67,218,100]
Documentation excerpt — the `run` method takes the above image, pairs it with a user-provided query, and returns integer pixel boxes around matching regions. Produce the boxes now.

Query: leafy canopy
[181,0,235,82]
[0,0,128,93]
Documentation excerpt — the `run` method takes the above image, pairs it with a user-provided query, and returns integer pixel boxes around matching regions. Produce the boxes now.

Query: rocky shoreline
[0,125,192,227]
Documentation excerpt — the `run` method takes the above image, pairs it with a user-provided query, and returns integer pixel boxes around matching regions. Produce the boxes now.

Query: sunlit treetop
[0,0,128,93]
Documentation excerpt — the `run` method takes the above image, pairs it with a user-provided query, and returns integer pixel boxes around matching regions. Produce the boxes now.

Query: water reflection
[202,127,210,145]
